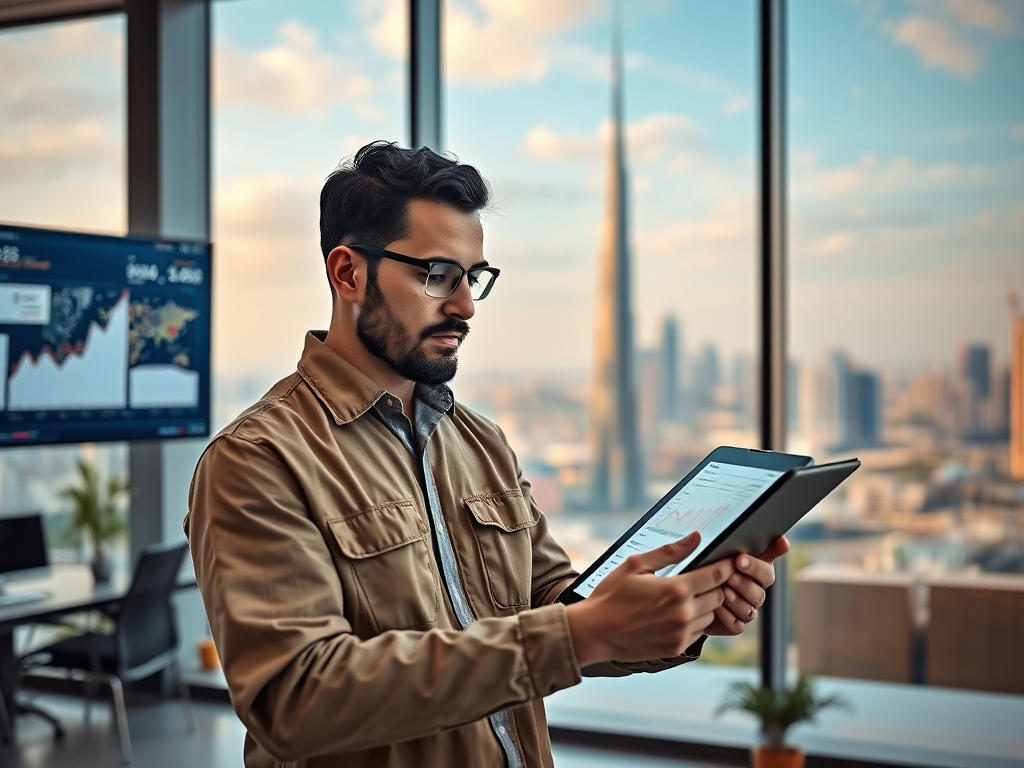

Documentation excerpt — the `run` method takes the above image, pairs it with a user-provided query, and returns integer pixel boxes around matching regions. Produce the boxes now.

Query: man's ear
[326,245,362,302]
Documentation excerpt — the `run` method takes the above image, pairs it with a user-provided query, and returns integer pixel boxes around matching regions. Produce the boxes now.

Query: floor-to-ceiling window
[0,15,128,556]
[787,0,1024,763]
[211,0,407,430]
[445,0,765,736]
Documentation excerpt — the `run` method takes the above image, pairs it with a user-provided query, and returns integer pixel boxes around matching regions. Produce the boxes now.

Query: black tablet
[557,447,858,604]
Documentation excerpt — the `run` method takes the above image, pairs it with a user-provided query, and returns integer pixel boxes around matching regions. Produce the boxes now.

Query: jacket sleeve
[185,434,582,763]
[499,434,706,675]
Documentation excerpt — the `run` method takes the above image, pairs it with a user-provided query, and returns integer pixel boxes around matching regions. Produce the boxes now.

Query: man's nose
[442,275,476,321]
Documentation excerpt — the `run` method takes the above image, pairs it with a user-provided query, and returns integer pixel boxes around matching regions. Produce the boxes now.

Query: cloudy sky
[1,0,1022,419]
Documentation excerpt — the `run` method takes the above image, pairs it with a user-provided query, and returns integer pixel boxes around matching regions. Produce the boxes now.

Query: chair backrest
[115,541,189,675]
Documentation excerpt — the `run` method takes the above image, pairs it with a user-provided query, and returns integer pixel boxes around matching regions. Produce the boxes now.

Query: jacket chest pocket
[328,501,439,631]
[465,491,539,610]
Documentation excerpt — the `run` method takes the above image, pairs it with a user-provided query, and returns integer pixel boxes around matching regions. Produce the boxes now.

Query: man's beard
[356,277,469,385]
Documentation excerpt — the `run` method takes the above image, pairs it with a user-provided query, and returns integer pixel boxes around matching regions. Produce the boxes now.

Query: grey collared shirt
[372,384,523,768]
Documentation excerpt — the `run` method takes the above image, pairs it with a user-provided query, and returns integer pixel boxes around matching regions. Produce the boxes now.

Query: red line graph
[652,503,730,534]
[9,289,128,374]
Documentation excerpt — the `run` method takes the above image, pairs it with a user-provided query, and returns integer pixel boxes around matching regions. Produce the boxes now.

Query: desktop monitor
[0,223,211,446]
[0,513,50,605]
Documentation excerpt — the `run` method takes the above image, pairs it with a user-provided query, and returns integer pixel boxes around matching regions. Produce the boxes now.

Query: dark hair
[319,141,491,262]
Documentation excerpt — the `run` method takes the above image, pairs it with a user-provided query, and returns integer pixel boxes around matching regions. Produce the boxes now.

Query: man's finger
[727,573,767,610]
[627,532,701,574]
[734,554,775,590]
[723,583,759,620]
[757,535,790,564]
[673,557,735,594]
[689,586,727,618]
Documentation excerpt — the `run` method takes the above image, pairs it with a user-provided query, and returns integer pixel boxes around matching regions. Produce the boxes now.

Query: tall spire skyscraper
[590,8,644,510]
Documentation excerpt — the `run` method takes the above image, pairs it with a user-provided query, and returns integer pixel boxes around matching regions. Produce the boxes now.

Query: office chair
[0,690,10,744]
[21,541,196,764]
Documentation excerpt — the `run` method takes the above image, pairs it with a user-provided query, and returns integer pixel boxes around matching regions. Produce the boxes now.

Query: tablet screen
[572,461,785,598]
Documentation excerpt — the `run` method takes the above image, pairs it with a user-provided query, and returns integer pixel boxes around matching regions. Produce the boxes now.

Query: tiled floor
[1,692,732,768]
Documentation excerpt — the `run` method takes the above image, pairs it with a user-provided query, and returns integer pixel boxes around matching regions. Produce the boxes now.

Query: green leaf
[58,459,130,550]
[715,674,851,749]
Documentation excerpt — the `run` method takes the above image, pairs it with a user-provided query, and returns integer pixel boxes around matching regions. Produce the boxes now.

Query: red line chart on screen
[646,470,776,539]
[6,290,129,411]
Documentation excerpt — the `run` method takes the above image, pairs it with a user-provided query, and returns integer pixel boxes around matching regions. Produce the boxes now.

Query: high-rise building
[691,344,721,411]
[958,344,992,399]
[733,353,756,428]
[848,370,881,447]
[589,13,643,509]
[1010,288,1024,479]
[956,343,992,437]
[800,350,880,451]
[658,316,680,419]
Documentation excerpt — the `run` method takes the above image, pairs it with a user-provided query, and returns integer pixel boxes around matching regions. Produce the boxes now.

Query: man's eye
[467,272,481,287]
[425,272,448,286]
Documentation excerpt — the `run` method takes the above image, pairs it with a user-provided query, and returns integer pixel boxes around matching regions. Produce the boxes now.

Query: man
[185,141,786,768]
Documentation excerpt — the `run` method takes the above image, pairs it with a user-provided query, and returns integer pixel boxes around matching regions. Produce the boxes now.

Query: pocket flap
[328,501,427,559]
[464,490,538,532]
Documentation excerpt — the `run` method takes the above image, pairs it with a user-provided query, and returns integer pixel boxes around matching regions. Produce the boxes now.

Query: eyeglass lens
[425,264,495,300]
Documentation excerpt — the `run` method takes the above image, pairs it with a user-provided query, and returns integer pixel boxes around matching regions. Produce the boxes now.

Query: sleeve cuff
[517,603,582,697]
[608,634,707,675]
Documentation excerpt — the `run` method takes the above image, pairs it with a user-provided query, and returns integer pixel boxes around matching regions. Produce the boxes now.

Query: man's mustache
[420,319,471,342]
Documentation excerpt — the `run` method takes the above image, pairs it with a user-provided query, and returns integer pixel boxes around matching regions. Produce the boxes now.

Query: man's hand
[704,536,790,637]
[565,532,735,667]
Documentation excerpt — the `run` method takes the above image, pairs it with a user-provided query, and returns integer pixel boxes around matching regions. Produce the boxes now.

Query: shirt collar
[296,331,454,425]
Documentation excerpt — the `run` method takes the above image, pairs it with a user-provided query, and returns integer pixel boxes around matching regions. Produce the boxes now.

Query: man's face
[355,199,485,386]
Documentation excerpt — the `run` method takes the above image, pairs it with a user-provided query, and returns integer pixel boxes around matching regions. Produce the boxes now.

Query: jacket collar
[296,331,454,425]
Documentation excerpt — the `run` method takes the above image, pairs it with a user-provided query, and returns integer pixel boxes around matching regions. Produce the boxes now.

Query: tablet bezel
[556,446,813,605]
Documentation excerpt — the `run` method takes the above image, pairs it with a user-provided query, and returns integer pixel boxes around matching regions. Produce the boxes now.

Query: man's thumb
[629,532,702,574]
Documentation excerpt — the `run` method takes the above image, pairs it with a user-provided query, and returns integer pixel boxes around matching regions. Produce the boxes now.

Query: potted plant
[716,674,850,768]
[60,459,130,583]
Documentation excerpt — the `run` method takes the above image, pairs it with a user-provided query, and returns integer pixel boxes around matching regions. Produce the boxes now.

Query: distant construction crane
[1009,276,1024,480]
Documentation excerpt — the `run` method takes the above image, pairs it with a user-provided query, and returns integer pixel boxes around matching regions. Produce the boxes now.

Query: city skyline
[2,1,1021,396]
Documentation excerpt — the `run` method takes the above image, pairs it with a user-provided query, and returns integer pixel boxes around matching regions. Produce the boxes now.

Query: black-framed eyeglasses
[348,243,500,301]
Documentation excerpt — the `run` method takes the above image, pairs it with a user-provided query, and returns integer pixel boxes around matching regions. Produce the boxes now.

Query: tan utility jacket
[186,332,697,768]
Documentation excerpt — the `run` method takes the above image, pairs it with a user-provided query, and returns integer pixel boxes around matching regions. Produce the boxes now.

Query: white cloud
[523,113,702,168]
[808,231,854,257]
[366,0,406,58]
[721,96,751,115]
[0,17,124,232]
[638,195,753,260]
[891,15,982,78]
[444,0,604,85]
[941,0,1016,33]
[796,152,993,199]
[214,175,323,282]
[883,0,1022,79]
[0,120,119,183]
[794,150,820,172]
[211,173,333,379]
[215,21,378,116]
[523,125,602,163]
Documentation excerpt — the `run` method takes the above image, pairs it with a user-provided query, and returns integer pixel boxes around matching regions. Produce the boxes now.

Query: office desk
[0,563,196,740]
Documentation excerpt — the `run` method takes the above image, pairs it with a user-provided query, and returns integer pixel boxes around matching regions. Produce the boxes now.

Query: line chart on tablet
[650,503,731,536]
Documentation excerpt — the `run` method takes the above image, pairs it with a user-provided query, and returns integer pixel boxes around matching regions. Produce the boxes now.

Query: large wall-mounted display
[0,224,211,445]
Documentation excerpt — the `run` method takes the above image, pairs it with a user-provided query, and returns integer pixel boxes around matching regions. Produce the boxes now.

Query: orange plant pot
[198,637,221,671]
[750,745,805,768]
